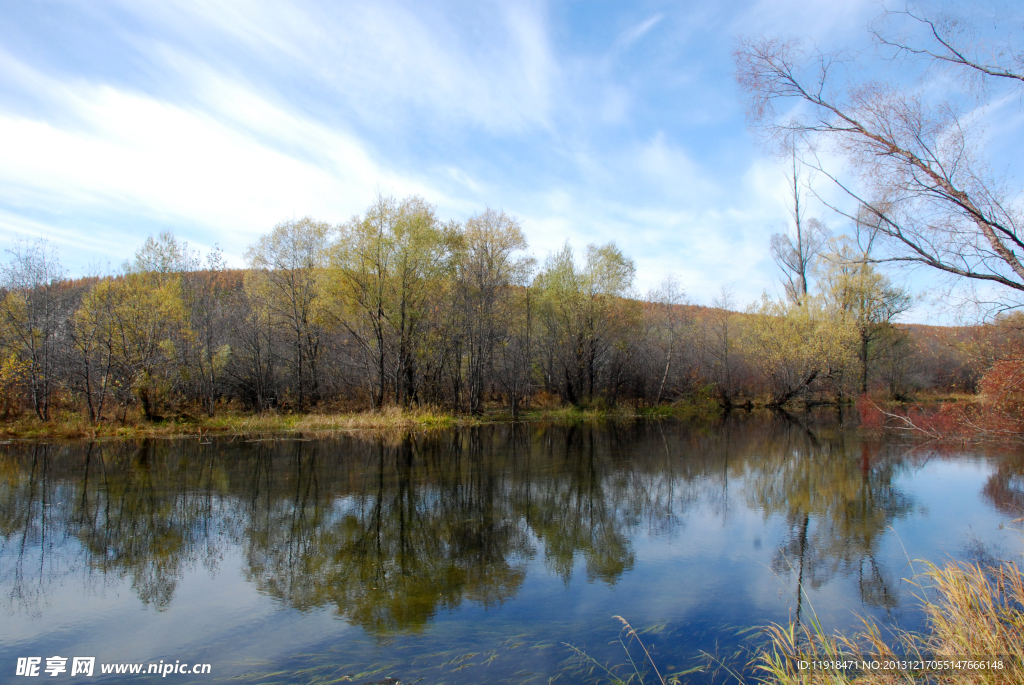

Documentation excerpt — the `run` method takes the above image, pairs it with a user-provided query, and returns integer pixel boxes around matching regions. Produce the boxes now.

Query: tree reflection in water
[0,415,1013,638]
[745,416,914,623]
[983,453,1024,520]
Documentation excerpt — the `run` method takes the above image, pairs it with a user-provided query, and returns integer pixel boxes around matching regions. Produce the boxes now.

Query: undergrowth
[573,557,1024,684]
[0,398,722,440]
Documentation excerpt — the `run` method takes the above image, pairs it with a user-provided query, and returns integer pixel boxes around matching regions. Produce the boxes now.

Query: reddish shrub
[856,394,885,430]
[860,351,1024,439]
[975,354,1024,433]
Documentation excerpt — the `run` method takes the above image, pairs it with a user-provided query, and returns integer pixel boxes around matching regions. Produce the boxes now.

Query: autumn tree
[223,280,281,412]
[387,198,459,407]
[700,288,750,407]
[734,9,1024,313]
[493,281,535,418]
[330,196,458,408]
[330,195,397,409]
[91,275,184,421]
[646,275,692,404]
[99,234,193,420]
[455,209,530,414]
[743,294,855,406]
[0,239,68,420]
[246,217,331,410]
[821,237,913,394]
[180,247,233,416]
[533,242,638,406]
[71,278,118,422]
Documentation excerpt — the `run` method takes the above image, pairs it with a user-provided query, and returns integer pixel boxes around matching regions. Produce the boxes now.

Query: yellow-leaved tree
[89,232,191,421]
[743,294,855,406]
[329,195,458,408]
[533,242,639,407]
[821,236,913,395]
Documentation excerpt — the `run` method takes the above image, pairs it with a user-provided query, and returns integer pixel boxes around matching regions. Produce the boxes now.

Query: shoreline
[0,395,978,442]
[0,401,725,441]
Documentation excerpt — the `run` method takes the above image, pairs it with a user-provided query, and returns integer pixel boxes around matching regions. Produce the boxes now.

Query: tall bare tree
[770,147,830,305]
[702,287,747,407]
[647,275,690,404]
[734,10,1024,312]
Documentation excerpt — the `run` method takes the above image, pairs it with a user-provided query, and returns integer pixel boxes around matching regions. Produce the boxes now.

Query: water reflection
[746,422,913,621]
[983,453,1024,519]
[0,416,1003,639]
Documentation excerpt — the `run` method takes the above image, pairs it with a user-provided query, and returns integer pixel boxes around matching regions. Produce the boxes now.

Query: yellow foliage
[0,351,28,416]
[744,295,856,404]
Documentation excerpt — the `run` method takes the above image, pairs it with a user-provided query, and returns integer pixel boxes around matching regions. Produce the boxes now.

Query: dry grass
[562,616,702,685]
[0,406,477,440]
[0,398,724,440]
[753,559,1024,684]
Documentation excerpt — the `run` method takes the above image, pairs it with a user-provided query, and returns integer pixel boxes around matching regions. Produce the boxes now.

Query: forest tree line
[0,194,985,423]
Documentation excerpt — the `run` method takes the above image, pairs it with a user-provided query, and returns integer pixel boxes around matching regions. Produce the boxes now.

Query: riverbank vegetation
[754,558,1024,684]
[581,556,1024,684]
[0,201,1011,438]
[5,5,1024,440]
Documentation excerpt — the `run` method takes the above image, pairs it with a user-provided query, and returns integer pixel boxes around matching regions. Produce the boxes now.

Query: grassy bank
[0,392,986,442]
[754,558,1024,684]
[0,398,722,440]
[567,554,1024,685]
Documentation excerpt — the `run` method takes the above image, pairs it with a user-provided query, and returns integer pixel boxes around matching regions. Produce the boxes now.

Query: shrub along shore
[4,195,1019,437]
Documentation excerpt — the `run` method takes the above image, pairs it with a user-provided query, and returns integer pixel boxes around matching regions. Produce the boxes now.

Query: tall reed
[752,560,1024,684]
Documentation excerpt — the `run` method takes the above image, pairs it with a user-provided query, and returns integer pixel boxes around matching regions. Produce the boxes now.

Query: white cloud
[0,0,1000,324]
[107,0,560,135]
[729,0,877,39]
[0,52,443,264]
[633,132,721,204]
[503,149,793,308]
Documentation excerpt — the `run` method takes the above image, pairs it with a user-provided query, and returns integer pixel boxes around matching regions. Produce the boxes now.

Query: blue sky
[0,0,1016,316]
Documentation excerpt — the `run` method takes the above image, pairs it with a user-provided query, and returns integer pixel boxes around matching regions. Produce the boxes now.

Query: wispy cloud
[0,0,998,321]
[0,50,438,263]
[104,0,561,135]
[616,13,664,50]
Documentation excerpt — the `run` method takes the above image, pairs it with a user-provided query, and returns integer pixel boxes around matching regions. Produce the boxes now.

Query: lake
[2,413,1022,683]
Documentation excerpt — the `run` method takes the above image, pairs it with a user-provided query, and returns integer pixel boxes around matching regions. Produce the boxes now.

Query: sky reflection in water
[1,414,1022,683]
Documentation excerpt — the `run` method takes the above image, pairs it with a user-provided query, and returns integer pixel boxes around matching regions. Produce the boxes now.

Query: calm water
[2,414,1023,683]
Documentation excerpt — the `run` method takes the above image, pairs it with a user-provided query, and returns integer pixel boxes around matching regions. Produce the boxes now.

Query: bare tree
[0,239,68,420]
[246,218,331,410]
[494,278,535,419]
[734,11,1024,313]
[457,209,530,414]
[870,9,1024,88]
[702,287,747,407]
[647,275,690,404]
[225,283,281,412]
[71,276,117,422]
[770,147,830,305]
[183,247,232,416]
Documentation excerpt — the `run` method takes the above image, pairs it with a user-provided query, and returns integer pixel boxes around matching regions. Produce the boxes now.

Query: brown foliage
[859,349,1024,438]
